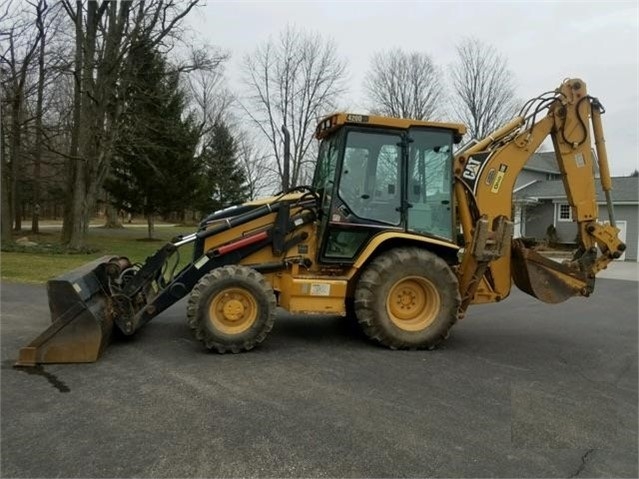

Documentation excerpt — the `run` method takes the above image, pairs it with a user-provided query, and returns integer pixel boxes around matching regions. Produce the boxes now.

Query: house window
[558,204,572,222]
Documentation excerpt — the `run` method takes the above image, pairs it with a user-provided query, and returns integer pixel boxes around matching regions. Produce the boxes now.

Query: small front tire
[186,265,276,353]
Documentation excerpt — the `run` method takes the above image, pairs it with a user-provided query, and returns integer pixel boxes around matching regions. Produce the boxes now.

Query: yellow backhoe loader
[16,78,626,366]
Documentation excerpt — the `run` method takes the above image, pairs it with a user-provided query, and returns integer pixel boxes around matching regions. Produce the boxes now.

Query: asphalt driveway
[1,278,637,478]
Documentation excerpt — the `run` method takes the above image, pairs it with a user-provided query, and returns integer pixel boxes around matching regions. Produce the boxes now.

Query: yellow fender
[348,232,459,279]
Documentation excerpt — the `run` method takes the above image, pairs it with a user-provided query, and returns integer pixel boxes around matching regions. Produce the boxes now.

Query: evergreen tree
[105,42,201,238]
[195,121,249,214]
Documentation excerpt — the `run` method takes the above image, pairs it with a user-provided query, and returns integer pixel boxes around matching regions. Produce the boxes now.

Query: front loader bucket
[511,240,592,304]
[15,256,129,367]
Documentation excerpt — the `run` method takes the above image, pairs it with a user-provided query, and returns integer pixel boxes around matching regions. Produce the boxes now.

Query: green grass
[1,225,196,284]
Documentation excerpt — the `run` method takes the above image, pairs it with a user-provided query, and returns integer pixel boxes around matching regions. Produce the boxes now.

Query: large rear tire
[354,248,460,350]
[186,265,276,353]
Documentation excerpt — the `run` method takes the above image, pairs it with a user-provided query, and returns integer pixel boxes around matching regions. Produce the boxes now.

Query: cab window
[407,129,454,239]
[338,131,402,225]
[313,133,341,216]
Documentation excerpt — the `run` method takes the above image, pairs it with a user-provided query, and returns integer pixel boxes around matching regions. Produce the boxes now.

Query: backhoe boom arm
[454,78,625,311]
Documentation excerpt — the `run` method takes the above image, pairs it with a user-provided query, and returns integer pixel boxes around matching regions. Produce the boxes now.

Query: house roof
[523,150,600,175]
[524,151,561,174]
[515,176,639,203]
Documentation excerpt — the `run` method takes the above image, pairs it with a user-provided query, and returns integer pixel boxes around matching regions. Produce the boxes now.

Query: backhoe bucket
[15,256,129,367]
[511,241,591,304]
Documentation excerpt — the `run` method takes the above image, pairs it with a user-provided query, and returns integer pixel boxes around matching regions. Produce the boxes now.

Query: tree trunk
[64,0,99,249]
[1,108,11,242]
[10,92,22,232]
[32,3,46,235]
[61,0,84,245]
[104,203,123,228]
[7,25,42,234]
[147,214,155,240]
[62,1,125,247]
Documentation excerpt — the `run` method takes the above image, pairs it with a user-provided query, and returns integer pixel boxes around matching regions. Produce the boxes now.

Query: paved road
[597,261,639,282]
[1,278,637,478]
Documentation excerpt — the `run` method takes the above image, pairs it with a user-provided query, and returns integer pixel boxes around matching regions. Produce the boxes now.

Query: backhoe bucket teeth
[15,256,130,367]
[511,241,590,304]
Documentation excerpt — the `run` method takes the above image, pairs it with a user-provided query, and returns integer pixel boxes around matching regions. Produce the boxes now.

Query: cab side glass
[407,129,454,239]
[338,131,402,225]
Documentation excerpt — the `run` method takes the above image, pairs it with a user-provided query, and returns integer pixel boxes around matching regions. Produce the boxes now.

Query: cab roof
[315,112,467,140]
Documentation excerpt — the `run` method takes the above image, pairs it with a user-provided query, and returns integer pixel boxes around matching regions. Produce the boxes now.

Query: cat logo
[462,158,482,181]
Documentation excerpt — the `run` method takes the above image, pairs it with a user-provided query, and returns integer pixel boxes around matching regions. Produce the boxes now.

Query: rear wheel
[186,265,276,353]
[354,248,460,350]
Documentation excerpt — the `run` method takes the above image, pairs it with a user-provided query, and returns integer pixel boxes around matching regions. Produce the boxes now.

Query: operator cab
[312,113,466,263]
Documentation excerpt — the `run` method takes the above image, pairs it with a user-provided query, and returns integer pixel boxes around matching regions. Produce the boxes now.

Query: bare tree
[59,0,200,248]
[0,1,13,242]
[364,48,443,120]
[187,70,280,201]
[1,0,72,241]
[0,96,9,242]
[29,0,59,234]
[241,25,347,190]
[187,64,232,138]
[0,1,43,233]
[236,135,277,199]
[449,37,518,140]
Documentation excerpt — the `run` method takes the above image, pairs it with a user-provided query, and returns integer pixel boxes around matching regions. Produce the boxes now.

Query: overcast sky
[188,1,638,176]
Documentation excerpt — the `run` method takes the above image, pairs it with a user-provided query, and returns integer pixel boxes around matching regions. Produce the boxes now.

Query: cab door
[406,129,455,241]
[320,129,404,261]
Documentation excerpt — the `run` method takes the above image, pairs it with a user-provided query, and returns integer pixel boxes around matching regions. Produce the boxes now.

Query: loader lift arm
[102,193,318,336]
[454,78,625,312]
[15,191,318,366]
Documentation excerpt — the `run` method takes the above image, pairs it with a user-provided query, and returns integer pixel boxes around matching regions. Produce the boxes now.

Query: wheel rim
[386,276,441,331]
[209,287,258,334]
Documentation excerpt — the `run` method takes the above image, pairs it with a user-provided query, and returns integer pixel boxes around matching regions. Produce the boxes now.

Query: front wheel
[186,265,276,353]
[354,248,460,350]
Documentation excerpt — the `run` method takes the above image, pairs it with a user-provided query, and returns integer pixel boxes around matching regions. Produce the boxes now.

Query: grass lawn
[1,225,195,284]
